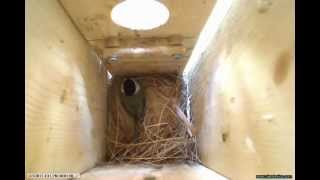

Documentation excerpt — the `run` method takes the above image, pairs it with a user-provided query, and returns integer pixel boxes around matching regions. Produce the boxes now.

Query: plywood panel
[103,44,189,75]
[58,0,215,68]
[59,0,216,41]
[26,0,108,174]
[186,0,294,179]
[80,164,228,180]
[106,57,186,76]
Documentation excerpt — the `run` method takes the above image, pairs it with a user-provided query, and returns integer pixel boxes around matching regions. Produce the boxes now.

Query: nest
[105,74,199,165]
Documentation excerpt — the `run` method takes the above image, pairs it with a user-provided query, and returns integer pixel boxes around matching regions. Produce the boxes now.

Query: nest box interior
[26,0,294,179]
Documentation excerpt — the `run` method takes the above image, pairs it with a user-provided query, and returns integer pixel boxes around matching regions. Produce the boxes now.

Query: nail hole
[60,89,67,103]
[222,132,229,142]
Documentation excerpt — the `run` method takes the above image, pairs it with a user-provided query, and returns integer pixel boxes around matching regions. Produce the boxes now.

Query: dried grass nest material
[106,74,199,164]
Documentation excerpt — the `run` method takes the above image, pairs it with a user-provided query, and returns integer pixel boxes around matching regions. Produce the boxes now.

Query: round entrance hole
[122,78,138,96]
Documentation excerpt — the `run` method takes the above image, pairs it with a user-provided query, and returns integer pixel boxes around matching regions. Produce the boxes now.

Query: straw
[105,74,199,165]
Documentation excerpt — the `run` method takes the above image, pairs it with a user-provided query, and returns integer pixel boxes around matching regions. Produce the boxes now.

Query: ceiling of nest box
[60,0,216,40]
[59,0,216,55]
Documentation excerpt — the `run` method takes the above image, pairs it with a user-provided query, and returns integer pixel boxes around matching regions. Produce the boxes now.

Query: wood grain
[59,0,216,40]
[26,0,108,174]
[186,0,294,179]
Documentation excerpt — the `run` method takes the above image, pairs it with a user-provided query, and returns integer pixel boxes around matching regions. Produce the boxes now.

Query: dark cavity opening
[123,79,136,96]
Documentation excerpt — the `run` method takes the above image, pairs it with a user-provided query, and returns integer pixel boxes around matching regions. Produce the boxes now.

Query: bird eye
[122,78,140,96]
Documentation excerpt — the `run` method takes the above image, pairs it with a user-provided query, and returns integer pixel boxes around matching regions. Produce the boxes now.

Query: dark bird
[120,77,146,124]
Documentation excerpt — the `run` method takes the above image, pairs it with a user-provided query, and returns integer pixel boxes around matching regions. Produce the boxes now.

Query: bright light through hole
[111,0,170,30]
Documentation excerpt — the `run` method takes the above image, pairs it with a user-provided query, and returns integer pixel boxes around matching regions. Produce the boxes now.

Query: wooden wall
[59,0,215,40]
[80,164,227,180]
[187,0,294,179]
[26,0,294,179]
[26,0,108,174]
